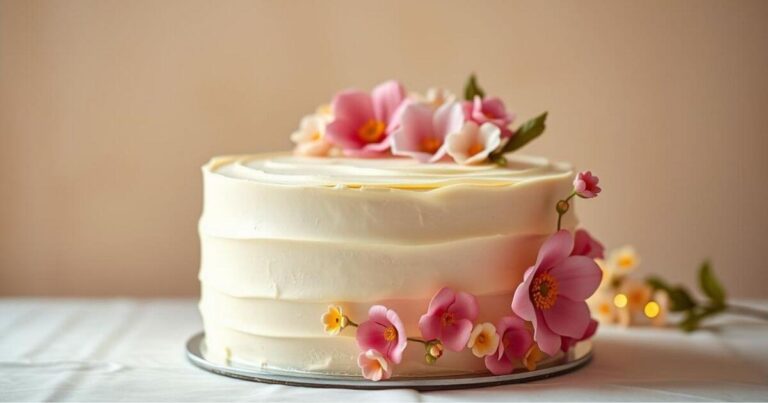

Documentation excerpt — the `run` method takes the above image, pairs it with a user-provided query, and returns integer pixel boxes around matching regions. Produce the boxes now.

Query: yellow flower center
[618,255,634,269]
[441,312,455,327]
[421,137,442,153]
[383,326,397,342]
[358,119,386,143]
[468,142,484,156]
[531,272,559,310]
[598,302,612,315]
[477,334,486,344]
[310,131,322,141]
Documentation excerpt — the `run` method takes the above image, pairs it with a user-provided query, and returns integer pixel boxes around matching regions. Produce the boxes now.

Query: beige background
[1,0,767,297]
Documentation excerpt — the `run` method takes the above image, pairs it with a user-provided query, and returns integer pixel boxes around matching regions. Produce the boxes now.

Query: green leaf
[679,311,701,332]
[492,112,548,157]
[698,261,726,307]
[667,287,696,312]
[463,74,485,101]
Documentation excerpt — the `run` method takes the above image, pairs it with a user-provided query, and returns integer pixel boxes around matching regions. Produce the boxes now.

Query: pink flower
[560,318,598,353]
[391,102,464,162]
[462,96,515,137]
[325,80,407,156]
[357,349,392,381]
[418,287,479,352]
[571,229,605,260]
[573,171,601,199]
[445,122,502,165]
[356,305,408,364]
[484,315,534,375]
[511,230,603,355]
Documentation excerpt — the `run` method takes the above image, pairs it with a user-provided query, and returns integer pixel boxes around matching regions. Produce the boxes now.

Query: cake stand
[185,332,593,390]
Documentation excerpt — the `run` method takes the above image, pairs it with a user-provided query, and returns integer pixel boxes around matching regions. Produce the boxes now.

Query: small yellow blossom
[321,305,347,335]
[647,290,669,327]
[619,278,652,313]
[522,344,543,371]
[467,322,500,358]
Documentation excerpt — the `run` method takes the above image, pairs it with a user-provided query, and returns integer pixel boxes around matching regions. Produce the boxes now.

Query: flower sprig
[555,171,602,231]
[646,261,768,332]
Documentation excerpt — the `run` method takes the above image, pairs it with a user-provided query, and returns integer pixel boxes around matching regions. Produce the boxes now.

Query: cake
[198,76,604,380]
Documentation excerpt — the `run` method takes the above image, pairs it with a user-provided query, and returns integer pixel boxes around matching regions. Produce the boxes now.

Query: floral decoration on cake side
[320,168,606,381]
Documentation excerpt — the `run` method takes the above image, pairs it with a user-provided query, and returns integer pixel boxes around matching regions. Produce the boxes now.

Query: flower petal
[372,80,406,124]
[325,119,366,149]
[386,308,408,364]
[535,230,574,271]
[448,291,479,321]
[542,298,591,339]
[356,320,387,354]
[441,318,474,352]
[534,310,562,356]
[485,353,514,375]
[418,312,442,341]
[549,255,603,301]
[333,90,374,126]
[511,268,536,321]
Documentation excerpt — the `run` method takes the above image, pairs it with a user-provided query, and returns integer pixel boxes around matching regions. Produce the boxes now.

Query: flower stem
[406,337,428,345]
[345,316,358,328]
[556,191,578,231]
[726,304,768,321]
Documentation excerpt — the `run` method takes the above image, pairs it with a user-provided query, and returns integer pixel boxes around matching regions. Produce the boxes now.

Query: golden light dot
[614,293,628,308]
[644,301,661,318]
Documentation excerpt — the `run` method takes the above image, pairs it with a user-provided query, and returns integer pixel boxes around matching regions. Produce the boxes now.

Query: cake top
[207,153,573,191]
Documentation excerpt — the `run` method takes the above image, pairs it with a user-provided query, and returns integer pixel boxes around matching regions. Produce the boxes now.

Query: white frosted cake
[198,76,604,381]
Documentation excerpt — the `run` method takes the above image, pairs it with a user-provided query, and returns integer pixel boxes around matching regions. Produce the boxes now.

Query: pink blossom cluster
[292,80,518,165]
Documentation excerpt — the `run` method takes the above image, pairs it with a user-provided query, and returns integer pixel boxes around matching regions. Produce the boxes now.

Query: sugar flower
[618,278,652,313]
[357,349,392,381]
[522,343,543,371]
[573,171,601,198]
[325,80,407,156]
[608,246,640,274]
[467,322,500,358]
[571,229,605,260]
[321,305,347,336]
[483,315,534,375]
[560,318,598,353]
[391,102,464,163]
[445,122,502,165]
[462,96,515,137]
[356,305,408,364]
[511,230,603,355]
[411,87,456,109]
[587,289,617,324]
[291,111,333,157]
[418,287,479,352]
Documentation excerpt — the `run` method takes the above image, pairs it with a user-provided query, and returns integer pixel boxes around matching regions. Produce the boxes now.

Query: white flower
[357,349,392,381]
[467,322,500,358]
[445,122,501,165]
[607,246,640,274]
[587,290,617,325]
[410,87,456,109]
[291,109,333,157]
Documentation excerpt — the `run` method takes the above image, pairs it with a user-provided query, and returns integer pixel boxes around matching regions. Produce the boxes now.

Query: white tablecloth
[1,299,766,402]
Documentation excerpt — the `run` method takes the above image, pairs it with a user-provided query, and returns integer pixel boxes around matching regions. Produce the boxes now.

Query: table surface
[1,299,766,402]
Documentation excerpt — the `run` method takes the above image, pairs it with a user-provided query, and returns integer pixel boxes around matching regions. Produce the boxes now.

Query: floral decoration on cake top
[291,75,547,165]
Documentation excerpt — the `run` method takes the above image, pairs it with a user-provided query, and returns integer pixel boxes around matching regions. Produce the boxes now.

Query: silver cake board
[186,332,593,390]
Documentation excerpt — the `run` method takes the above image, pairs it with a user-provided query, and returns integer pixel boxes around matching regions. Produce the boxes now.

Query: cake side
[198,153,577,375]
